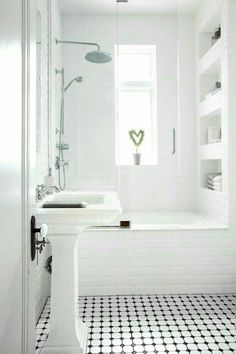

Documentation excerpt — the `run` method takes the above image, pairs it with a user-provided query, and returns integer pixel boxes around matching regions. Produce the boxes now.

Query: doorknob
[33,223,48,238]
[31,216,48,261]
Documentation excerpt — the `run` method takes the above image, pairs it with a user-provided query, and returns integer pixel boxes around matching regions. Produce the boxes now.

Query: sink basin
[52,192,106,205]
[37,191,121,227]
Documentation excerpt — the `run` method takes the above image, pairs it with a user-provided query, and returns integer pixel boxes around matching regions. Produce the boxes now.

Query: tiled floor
[36,294,236,353]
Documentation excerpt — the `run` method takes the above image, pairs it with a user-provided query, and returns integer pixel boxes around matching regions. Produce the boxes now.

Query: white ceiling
[59,0,204,15]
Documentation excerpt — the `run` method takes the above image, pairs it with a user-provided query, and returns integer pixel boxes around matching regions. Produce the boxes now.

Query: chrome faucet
[36,184,60,201]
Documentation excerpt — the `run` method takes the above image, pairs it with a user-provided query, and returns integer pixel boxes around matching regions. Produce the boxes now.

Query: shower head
[75,76,83,83]
[64,76,83,92]
[85,50,112,64]
[55,39,112,64]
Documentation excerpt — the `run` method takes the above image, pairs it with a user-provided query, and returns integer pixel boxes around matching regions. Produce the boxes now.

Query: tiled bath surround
[78,228,236,296]
[36,294,236,353]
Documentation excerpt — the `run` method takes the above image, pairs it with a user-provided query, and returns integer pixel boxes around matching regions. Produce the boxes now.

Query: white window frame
[115,45,157,166]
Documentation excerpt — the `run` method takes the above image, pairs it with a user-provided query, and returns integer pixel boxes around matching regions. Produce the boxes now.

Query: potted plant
[128,129,145,165]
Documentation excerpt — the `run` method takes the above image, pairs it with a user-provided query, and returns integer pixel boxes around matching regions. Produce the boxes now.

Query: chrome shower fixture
[64,76,83,92]
[55,38,112,64]
[55,68,83,190]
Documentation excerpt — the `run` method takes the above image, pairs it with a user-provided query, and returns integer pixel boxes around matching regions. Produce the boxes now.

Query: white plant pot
[133,153,141,165]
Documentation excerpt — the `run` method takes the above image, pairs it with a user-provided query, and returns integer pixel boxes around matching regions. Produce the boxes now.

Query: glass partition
[61,1,120,193]
[115,1,191,216]
[61,0,198,219]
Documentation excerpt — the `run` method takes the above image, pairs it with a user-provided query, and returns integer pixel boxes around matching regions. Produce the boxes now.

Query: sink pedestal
[41,229,88,354]
[37,191,122,353]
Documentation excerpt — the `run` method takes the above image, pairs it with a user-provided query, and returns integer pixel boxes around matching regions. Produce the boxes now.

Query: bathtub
[77,211,235,296]
[109,211,227,230]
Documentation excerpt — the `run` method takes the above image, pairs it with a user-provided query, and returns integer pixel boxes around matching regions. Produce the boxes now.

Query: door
[0,0,37,353]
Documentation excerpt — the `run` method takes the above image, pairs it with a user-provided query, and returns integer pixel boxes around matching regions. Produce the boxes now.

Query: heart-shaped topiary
[128,129,145,152]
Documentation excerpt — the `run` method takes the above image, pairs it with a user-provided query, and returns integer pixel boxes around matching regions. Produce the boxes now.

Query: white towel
[207,178,222,186]
[208,174,222,182]
[213,186,222,191]
[207,181,222,187]
[208,185,222,191]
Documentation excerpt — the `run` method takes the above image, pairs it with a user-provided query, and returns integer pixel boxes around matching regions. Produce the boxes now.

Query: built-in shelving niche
[198,5,222,103]
[200,159,222,192]
[200,111,221,146]
[198,45,222,103]
[198,6,221,59]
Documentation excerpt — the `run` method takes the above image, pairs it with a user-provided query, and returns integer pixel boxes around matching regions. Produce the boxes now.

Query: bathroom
[1,0,236,353]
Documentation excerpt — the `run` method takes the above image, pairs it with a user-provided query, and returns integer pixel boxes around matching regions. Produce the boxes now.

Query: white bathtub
[79,211,234,296]
[111,211,227,230]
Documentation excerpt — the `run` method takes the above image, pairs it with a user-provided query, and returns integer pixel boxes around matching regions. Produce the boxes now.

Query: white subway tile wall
[78,228,236,296]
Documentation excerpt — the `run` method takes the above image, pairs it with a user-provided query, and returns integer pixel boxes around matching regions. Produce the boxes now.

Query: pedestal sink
[37,191,121,354]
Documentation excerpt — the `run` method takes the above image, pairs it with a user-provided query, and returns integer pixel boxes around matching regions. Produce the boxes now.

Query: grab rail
[171,128,176,155]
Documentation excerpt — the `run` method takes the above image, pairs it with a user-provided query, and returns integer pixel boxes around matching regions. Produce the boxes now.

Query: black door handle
[31,216,48,261]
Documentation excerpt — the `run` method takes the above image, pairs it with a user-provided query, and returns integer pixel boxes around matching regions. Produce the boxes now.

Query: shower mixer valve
[55,156,69,169]
[56,142,69,150]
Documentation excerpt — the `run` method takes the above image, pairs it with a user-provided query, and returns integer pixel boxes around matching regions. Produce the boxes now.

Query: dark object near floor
[45,256,52,274]
[42,203,87,208]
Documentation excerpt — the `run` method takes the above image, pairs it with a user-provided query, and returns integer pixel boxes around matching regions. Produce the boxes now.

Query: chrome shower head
[55,39,112,64]
[85,50,112,64]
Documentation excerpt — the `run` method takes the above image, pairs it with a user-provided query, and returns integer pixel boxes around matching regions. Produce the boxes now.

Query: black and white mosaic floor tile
[36,294,236,353]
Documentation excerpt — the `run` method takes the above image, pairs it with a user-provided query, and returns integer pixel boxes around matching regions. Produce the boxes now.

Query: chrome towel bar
[171,128,176,154]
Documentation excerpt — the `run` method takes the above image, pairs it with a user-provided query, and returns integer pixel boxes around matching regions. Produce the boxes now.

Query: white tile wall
[226,0,236,229]
[78,228,236,296]
[62,14,197,211]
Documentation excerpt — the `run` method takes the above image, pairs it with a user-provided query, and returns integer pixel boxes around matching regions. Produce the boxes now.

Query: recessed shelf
[199,90,222,118]
[199,4,221,33]
[200,112,221,145]
[200,187,224,196]
[200,143,223,160]
[198,2,221,58]
[199,38,223,76]
[200,159,222,191]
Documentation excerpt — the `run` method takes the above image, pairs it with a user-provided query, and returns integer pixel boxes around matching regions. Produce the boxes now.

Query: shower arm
[55,38,100,52]
[64,78,77,92]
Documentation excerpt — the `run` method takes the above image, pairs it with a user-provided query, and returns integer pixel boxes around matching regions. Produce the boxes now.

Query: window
[116,45,157,165]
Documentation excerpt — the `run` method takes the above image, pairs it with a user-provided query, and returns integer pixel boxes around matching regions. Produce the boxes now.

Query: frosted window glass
[118,53,152,81]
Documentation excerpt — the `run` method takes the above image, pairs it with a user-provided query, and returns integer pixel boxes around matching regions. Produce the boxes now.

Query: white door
[0,0,37,353]
[26,0,38,352]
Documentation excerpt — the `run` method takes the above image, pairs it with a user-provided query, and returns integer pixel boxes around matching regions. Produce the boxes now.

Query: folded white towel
[208,174,222,181]
[207,181,222,187]
[207,186,222,191]
[208,185,222,191]
[212,182,222,186]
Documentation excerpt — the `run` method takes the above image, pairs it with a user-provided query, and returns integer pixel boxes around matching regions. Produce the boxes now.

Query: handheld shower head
[75,76,83,83]
[64,76,83,92]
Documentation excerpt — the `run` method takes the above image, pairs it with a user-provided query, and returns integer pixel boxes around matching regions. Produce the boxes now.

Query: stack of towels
[207,173,222,191]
